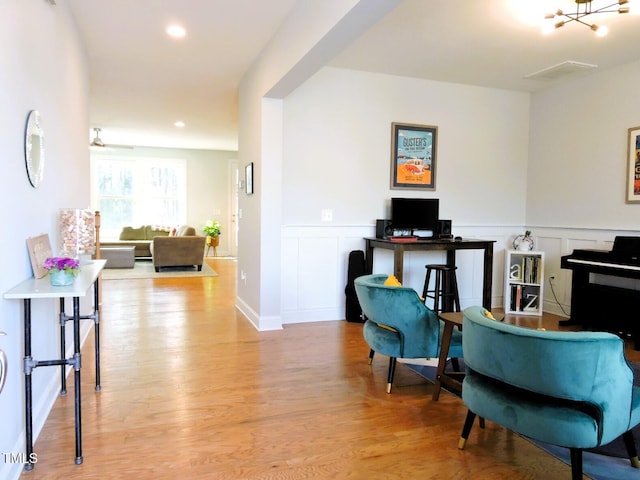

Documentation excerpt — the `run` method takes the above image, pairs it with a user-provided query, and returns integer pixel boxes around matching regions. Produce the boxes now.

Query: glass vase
[49,270,75,286]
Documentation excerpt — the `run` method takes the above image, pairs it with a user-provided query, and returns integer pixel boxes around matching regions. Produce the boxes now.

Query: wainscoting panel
[280,236,300,312]
[282,225,515,324]
[280,225,640,325]
[535,234,567,316]
[298,237,339,308]
[281,226,373,324]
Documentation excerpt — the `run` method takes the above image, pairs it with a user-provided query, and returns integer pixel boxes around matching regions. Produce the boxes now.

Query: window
[91,156,186,239]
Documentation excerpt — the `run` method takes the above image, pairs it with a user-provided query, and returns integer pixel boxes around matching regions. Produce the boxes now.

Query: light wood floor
[20,258,640,479]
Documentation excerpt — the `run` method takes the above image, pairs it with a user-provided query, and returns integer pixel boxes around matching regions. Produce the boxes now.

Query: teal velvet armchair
[458,305,640,479]
[354,274,462,394]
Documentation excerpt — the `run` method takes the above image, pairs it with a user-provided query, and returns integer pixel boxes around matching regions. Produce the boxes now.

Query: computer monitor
[391,198,439,234]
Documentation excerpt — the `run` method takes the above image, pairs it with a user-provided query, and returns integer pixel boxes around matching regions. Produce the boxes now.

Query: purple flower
[43,257,80,276]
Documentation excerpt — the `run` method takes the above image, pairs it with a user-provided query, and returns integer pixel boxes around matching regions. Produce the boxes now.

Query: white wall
[278,59,640,326]
[525,60,640,316]
[237,0,400,330]
[283,68,531,226]
[0,2,90,479]
[90,146,237,256]
[280,67,531,323]
[528,60,640,229]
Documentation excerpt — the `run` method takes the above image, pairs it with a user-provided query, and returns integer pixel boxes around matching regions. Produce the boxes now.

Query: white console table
[3,259,106,470]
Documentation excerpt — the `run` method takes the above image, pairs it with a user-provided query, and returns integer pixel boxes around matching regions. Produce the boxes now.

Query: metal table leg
[72,297,83,465]
[23,299,35,471]
[93,276,101,391]
[59,298,67,395]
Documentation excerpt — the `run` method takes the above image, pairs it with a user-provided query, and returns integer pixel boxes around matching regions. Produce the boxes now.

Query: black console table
[364,237,495,310]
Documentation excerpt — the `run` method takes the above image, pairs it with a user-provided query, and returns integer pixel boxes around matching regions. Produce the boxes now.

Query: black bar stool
[422,264,461,313]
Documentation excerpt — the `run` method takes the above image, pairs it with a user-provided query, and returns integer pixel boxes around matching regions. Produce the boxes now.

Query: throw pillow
[384,274,402,287]
[483,309,495,320]
[119,226,146,240]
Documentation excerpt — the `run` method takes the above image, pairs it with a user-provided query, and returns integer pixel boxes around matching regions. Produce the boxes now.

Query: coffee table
[100,246,135,269]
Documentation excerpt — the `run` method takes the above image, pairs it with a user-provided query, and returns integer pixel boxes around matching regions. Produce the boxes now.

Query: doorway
[228,160,239,257]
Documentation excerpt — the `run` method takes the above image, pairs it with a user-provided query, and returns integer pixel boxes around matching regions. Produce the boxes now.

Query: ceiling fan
[89,128,133,150]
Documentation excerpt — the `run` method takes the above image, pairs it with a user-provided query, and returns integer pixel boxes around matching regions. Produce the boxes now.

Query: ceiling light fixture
[174,121,185,128]
[543,0,631,36]
[166,24,186,38]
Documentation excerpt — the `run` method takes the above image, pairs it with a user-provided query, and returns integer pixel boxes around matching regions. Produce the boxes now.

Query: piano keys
[561,236,640,349]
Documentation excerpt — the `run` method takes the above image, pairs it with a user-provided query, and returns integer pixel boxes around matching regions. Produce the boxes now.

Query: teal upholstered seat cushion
[463,372,601,448]
[462,305,638,448]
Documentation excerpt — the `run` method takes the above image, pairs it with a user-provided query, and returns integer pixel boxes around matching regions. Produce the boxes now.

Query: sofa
[100,225,170,258]
[150,225,206,271]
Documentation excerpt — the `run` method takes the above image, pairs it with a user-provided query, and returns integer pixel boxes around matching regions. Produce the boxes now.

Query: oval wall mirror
[24,110,45,188]
[0,331,5,395]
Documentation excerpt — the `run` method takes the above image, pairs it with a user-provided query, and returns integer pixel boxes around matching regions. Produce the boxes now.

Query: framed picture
[390,122,438,190]
[245,162,254,195]
[26,233,52,278]
[627,126,640,203]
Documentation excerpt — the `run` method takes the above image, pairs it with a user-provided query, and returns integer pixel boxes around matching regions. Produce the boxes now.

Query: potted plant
[203,220,221,237]
[43,257,80,286]
[203,221,222,254]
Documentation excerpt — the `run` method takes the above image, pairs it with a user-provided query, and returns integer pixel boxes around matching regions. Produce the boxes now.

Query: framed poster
[390,122,437,190]
[245,162,254,195]
[627,126,640,203]
[26,233,52,278]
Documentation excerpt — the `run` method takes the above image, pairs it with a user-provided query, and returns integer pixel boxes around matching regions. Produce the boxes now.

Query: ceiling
[67,0,640,151]
[67,0,298,151]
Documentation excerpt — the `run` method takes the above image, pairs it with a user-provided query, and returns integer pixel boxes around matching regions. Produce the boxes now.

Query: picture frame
[390,122,438,190]
[627,126,640,203]
[26,233,52,278]
[245,162,254,195]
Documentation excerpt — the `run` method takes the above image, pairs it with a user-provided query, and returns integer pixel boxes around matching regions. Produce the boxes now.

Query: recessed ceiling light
[174,121,185,128]
[166,24,186,38]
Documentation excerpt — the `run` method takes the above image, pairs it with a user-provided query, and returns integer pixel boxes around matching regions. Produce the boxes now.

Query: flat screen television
[391,198,439,234]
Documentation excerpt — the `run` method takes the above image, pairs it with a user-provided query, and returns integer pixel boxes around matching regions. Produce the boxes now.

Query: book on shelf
[513,284,522,311]
[510,284,540,312]
[510,255,541,284]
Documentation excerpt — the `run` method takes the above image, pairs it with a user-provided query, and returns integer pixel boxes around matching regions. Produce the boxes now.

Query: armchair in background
[458,305,640,480]
[354,273,463,395]
[151,226,206,271]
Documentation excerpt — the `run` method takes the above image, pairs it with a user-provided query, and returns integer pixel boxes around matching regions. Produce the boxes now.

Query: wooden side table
[434,311,504,401]
[433,312,465,400]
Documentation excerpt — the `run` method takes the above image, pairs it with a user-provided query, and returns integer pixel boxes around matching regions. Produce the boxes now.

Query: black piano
[561,236,640,349]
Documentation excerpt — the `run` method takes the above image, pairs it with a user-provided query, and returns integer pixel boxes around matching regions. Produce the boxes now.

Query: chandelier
[544,0,631,36]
